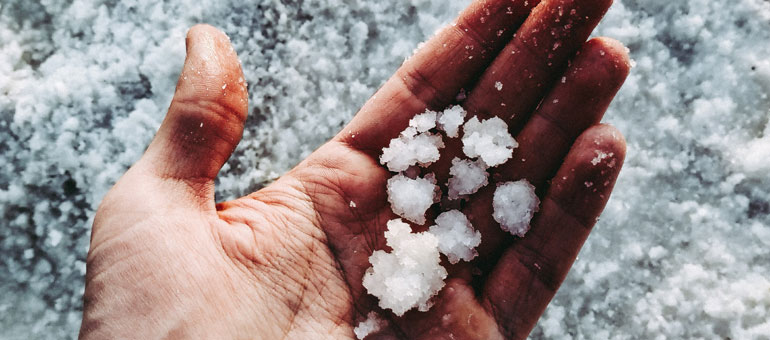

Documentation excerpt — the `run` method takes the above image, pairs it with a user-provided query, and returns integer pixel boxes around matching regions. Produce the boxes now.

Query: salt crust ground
[2,0,770,339]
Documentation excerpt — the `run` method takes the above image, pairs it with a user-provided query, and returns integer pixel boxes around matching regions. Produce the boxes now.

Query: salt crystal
[493,180,540,237]
[353,311,386,339]
[380,130,444,172]
[350,201,357,208]
[591,150,614,166]
[436,105,467,138]
[461,116,518,167]
[409,110,438,133]
[387,173,439,225]
[495,81,503,91]
[447,157,489,199]
[362,219,447,316]
[429,210,481,264]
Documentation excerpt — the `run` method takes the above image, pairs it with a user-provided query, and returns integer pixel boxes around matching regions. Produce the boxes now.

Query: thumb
[140,24,248,195]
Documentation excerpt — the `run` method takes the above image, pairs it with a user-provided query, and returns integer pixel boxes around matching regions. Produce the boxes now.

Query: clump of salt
[461,116,518,167]
[380,111,445,172]
[387,173,439,225]
[362,219,447,316]
[447,157,489,199]
[353,311,386,339]
[436,105,467,138]
[493,180,540,237]
[429,210,481,264]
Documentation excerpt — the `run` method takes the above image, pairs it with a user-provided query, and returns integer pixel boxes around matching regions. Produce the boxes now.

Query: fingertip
[141,25,249,189]
[179,24,248,118]
[585,37,632,76]
[568,38,631,92]
[550,124,626,225]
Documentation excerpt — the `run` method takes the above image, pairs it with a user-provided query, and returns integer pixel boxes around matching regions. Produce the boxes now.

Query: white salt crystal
[409,110,438,133]
[353,311,386,339]
[350,201,357,208]
[380,115,445,172]
[387,173,439,225]
[493,180,540,237]
[428,210,481,264]
[447,157,489,199]
[363,219,447,316]
[495,81,503,91]
[436,105,467,138]
[462,116,518,167]
[591,150,614,166]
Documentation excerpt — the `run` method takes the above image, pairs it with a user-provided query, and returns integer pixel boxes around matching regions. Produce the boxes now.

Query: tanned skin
[80,0,631,338]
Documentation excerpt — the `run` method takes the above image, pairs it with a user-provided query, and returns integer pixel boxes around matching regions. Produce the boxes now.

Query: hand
[79,0,630,339]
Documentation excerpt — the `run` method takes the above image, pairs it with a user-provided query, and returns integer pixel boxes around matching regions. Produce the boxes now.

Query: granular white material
[409,110,438,133]
[353,311,386,339]
[380,113,445,172]
[387,173,439,225]
[362,219,447,316]
[436,105,467,138]
[447,157,489,199]
[428,210,481,264]
[493,180,541,237]
[461,116,518,167]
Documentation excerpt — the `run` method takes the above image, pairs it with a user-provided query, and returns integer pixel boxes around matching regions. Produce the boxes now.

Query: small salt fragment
[429,210,481,264]
[436,105,467,138]
[461,116,518,167]
[350,201,357,208]
[387,173,439,225]
[354,311,386,339]
[363,219,447,316]
[591,150,614,165]
[493,180,540,237]
[447,158,489,199]
[222,84,227,90]
[495,81,503,91]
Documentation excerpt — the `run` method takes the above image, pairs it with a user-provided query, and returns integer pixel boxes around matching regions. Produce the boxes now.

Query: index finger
[337,0,541,155]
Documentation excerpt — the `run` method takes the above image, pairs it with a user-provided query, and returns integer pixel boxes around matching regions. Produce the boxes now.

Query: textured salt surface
[387,173,439,225]
[380,111,445,172]
[2,0,770,338]
[447,157,489,199]
[353,311,385,339]
[493,180,541,237]
[429,210,481,264]
[461,116,518,168]
[362,219,447,316]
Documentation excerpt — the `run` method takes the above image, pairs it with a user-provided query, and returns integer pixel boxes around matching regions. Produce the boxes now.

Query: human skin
[79,0,631,339]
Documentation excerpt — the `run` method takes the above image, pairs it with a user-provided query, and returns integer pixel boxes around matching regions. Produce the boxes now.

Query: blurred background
[1,0,769,338]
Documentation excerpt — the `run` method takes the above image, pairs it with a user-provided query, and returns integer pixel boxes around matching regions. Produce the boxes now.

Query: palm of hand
[80,0,631,339]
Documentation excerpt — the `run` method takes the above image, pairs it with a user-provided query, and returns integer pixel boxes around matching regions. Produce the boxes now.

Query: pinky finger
[481,124,626,339]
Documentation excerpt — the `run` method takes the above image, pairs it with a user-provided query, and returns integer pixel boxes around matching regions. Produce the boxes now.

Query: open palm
[80,0,631,339]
